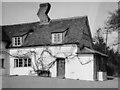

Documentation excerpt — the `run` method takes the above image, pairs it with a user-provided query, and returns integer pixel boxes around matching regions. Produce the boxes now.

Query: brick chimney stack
[37,3,51,24]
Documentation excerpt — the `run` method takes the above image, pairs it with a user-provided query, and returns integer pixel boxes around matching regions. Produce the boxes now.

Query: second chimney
[37,3,51,24]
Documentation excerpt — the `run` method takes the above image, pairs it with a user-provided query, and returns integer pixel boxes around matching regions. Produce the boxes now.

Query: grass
[1,75,119,88]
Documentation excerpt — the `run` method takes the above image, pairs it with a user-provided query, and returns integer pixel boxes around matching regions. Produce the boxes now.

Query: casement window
[0,58,5,69]
[12,37,22,46]
[14,58,31,68]
[52,33,63,44]
[24,58,28,67]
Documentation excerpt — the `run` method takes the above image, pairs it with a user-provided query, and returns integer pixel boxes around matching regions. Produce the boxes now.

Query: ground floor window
[14,58,31,68]
[0,58,5,69]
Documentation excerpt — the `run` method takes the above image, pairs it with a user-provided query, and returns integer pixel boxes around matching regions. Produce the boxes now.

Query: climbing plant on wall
[1,45,94,76]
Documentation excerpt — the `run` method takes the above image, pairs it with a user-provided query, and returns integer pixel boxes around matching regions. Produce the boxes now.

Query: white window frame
[52,33,63,44]
[14,58,31,68]
[12,37,22,46]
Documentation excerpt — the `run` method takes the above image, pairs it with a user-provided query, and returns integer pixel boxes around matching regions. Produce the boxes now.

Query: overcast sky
[0,1,118,49]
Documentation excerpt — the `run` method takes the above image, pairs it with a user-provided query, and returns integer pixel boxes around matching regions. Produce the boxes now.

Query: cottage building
[0,3,107,81]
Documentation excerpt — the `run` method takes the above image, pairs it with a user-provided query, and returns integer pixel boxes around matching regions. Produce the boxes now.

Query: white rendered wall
[9,44,95,81]
[65,54,94,81]
[9,44,77,76]
[49,62,57,77]
[0,41,9,75]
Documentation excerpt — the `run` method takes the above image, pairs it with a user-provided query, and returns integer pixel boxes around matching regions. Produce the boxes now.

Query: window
[13,37,22,46]
[52,33,63,44]
[0,59,5,69]
[24,59,28,67]
[19,59,23,67]
[14,59,19,67]
[14,58,31,68]
[28,58,31,67]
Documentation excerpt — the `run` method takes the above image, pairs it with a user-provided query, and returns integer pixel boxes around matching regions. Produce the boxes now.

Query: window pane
[17,37,20,45]
[19,58,23,67]
[54,34,57,42]
[15,42,17,45]
[14,59,16,67]
[18,38,20,42]
[14,59,18,67]
[54,33,62,43]
[18,42,20,45]
[13,37,22,46]
[28,58,31,67]
[15,38,18,44]
[15,37,17,41]
[2,59,4,68]
[0,59,4,68]
[14,37,17,46]
[15,40,17,42]
[24,59,28,67]
[18,37,20,40]
[57,34,60,42]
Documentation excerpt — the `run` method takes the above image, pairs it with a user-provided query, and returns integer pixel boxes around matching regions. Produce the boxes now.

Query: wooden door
[56,58,65,78]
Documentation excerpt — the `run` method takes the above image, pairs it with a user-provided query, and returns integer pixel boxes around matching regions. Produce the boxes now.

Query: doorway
[56,58,65,78]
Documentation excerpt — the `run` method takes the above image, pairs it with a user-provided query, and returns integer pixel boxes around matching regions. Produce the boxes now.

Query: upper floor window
[12,37,22,46]
[52,33,63,44]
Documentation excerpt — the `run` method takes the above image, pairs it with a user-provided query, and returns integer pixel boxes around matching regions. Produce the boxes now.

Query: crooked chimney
[37,3,51,24]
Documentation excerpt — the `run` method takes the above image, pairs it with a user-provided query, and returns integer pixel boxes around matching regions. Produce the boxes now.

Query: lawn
[1,75,119,88]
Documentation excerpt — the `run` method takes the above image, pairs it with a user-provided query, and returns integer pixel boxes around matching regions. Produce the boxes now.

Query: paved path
[1,75,119,88]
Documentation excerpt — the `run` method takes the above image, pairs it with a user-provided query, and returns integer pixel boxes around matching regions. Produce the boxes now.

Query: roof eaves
[51,28,69,33]
[51,16,88,22]
[7,43,79,49]
[77,47,108,57]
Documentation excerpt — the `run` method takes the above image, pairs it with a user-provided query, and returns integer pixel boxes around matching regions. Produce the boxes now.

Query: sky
[0,1,118,49]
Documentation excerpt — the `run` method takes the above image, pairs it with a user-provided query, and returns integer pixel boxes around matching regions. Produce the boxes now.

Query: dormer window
[12,29,34,47]
[12,37,22,46]
[52,33,63,44]
[51,28,69,44]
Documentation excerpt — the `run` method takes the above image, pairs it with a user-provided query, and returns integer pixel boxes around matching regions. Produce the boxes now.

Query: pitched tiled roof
[0,26,10,42]
[1,16,93,49]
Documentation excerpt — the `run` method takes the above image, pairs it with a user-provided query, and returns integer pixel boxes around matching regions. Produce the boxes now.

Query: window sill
[12,45,22,47]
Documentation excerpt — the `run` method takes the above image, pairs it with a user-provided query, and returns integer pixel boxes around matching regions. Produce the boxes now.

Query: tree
[104,2,120,76]
[106,49,119,76]
[105,2,120,47]
[93,28,120,77]
[106,2,120,31]
[93,28,107,54]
